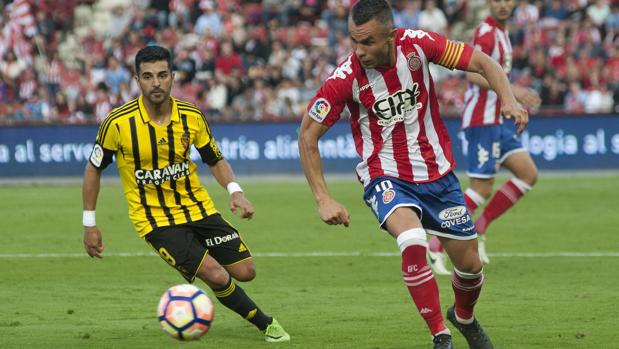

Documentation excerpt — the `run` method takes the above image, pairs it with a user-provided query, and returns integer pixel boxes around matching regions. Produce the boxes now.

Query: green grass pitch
[0,174,617,348]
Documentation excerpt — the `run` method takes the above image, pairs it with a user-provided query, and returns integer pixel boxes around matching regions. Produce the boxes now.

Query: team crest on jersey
[181,132,190,151]
[309,98,331,122]
[407,52,422,71]
[90,144,104,167]
[382,189,396,204]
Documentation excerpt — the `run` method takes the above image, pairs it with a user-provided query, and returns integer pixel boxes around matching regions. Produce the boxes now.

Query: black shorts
[145,214,252,282]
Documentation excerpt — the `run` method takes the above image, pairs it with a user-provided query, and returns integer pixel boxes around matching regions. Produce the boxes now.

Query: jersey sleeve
[89,117,119,170]
[473,23,495,56]
[306,55,354,127]
[194,112,224,165]
[405,29,474,71]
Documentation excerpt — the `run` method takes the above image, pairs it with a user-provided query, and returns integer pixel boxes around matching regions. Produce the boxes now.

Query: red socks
[464,187,485,215]
[451,268,484,322]
[398,229,447,335]
[475,178,530,235]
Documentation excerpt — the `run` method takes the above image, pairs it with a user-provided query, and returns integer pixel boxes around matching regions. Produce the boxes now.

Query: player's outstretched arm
[208,159,254,220]
[298,112,350,227]
[466,49,529,134]
[82,162,104,258]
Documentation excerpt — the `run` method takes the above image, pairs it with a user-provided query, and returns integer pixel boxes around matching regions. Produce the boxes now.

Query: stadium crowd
[0,0,617,125]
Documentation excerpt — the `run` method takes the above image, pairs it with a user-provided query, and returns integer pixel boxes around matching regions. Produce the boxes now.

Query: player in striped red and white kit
[298,1,528,348]
[428,0,541,271]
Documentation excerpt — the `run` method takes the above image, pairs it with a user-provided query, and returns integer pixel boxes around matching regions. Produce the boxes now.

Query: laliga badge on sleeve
[90,144,104,167]
[308,98,331,123]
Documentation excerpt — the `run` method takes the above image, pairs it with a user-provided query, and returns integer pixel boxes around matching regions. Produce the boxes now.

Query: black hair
[134,45,173,74]
[351,0,394,28]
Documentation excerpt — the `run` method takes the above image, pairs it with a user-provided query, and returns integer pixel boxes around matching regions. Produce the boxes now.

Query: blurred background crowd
[0,0,617,125]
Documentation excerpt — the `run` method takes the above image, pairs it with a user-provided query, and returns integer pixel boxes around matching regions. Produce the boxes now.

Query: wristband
[226,182,243,195]
[83,210,96,227]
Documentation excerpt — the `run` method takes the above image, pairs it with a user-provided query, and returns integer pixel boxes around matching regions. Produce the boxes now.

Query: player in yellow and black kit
[82,45,289,342]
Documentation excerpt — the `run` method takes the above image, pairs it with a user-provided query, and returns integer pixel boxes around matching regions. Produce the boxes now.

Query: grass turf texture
[0,174,617,348]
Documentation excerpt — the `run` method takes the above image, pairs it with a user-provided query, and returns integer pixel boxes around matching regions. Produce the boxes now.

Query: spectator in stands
[174,48,198,84]
[419,0,447,34]
[587,0,611,28]
[93,82,111,123]
[242,28,270,65]
[24,90,51,122]
[294,0,322,24]
[104,56,131,95]
[215,41,243,76]
[540,72,567,109]
[443,0,467,25]
[195,1,222,36]
[229,87,254,120]
[585,81,614,113]
[605,46,619,94]
[262,0,294,27]
[198,48,217,78]
[514,0,539,27]
[605,3,619,35]
[564,81,588,113]
[322,2,349,46]
[394,0,421,29]
[35,10,55,43]
[276,78,301,118]
[42,51,63,104]
[149,0,170,28]
[543,0,569,21]
[1,50,27,84]
[18,69,37,102]
[205,74,228,112]
[169,0,193,30]
[72,94,95,123]
[108,5,132,39]
[53,91,72,121]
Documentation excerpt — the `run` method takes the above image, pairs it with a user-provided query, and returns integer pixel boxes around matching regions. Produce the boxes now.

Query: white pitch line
[0,251,619,258]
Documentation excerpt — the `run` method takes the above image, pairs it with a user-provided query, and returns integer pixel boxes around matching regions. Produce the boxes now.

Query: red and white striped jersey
[307,28,473,186]
[462,17,512,129]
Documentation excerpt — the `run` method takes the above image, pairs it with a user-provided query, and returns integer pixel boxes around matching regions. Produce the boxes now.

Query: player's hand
[83,226,104,258]
[513,86,541,110]
[230,192,255,220]
[317,198,350,227]
[501,102,529,135]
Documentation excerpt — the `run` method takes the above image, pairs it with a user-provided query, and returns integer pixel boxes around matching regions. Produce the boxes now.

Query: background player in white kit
[298,0,529,348]
[428,0,541,274]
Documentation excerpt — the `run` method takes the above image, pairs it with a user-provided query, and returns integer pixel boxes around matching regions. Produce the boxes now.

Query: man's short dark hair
[351,0,394,27]
[135,45,173,74]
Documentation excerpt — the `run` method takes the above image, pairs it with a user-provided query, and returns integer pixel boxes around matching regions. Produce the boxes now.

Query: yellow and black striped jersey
[89,96,224,237]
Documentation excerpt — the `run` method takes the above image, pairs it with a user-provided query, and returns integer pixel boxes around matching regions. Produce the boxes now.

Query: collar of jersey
[485,16,504,30]
[137,95,180,124]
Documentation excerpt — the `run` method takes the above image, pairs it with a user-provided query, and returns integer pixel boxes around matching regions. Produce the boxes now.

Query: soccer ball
[157,284,214,340]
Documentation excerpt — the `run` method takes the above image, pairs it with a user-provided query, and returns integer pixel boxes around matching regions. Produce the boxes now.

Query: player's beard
[147,88,169,106]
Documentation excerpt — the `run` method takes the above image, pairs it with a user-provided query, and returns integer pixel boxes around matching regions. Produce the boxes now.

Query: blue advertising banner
[0,115,618,177]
